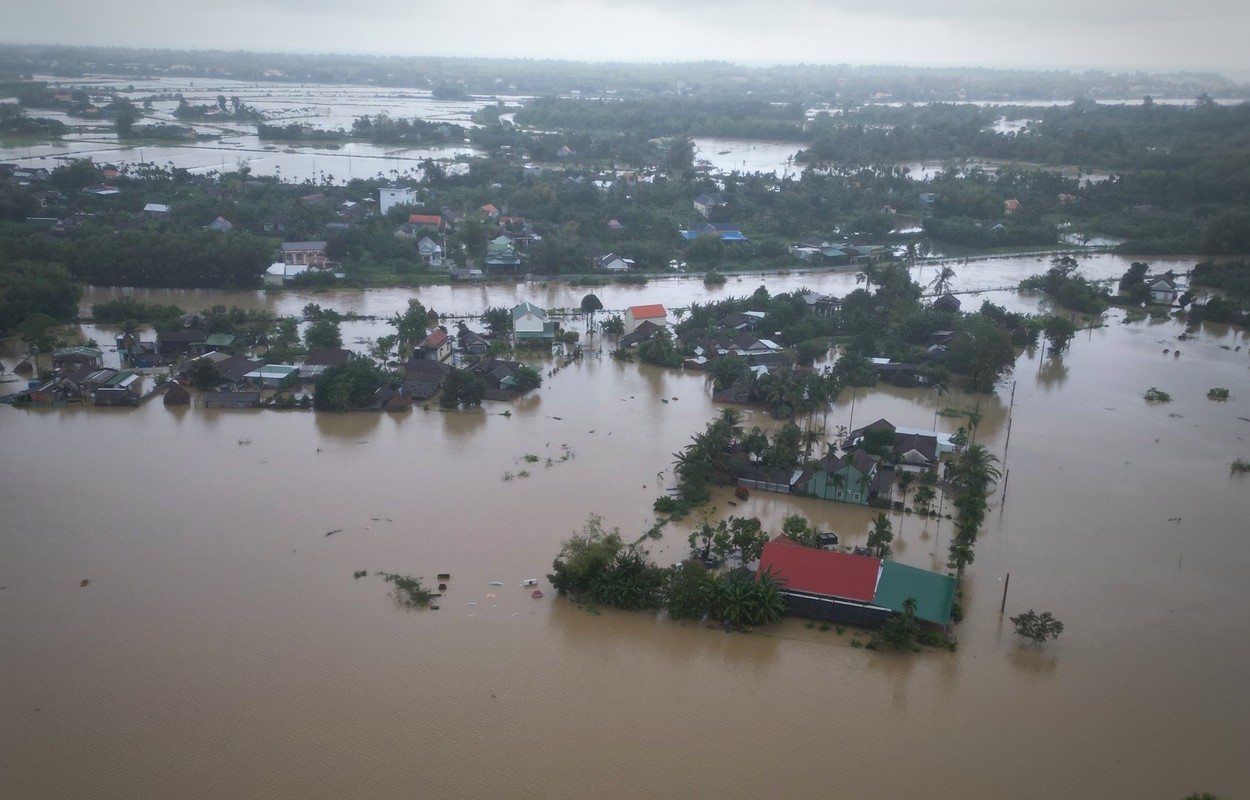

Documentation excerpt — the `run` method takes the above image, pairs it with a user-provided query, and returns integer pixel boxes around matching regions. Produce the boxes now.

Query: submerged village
[4,169,1159,648]
[3,54,1247,655]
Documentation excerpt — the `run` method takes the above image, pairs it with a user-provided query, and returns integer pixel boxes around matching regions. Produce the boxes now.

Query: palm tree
[929,265,957,295]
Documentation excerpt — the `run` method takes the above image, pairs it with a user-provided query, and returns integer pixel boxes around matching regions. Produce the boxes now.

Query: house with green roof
[512,302,557,345]
[485,238,523,272]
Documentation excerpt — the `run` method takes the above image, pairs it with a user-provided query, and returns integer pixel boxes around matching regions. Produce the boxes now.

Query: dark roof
[304,348,352,367]
[159,329,208,343]
[895,432,938,463]
[758,536,881,602]
[932,293,962,311]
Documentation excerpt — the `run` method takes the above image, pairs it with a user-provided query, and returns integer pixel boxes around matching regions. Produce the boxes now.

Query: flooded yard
[2,260,1249,798]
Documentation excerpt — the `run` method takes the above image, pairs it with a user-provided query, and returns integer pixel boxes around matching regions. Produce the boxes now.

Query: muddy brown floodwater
[2,260,1249,798]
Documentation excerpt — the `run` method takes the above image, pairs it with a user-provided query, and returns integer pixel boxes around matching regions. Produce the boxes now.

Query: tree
[580,293,603,331]
[390,299,428,355]
[781,513,819,548]
[664,560,718,620]
[188,358,224,390]
[482,306,513,339]
[872,597,920,650]
[548,514,624,597]
[867,512,894,559]
[304,318,342,351]
[512,365,542,392]
[16,313,60,354]
[313,358,390,411]
[439,368,485,408]
[1042,315,1077,354]
[1010,609,1065,645]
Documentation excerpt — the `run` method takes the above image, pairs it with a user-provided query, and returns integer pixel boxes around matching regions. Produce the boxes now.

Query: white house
[512,301,556,343]
[264,262,309,286]
[379,185,417,215]
[624,304,667,334]
[417,236,444,266]
[598,252,634,272]
[1149,275,1180,305]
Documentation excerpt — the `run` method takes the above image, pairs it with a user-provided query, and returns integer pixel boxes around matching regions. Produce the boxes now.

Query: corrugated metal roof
[872,560,956,625]
[758,537,881,602]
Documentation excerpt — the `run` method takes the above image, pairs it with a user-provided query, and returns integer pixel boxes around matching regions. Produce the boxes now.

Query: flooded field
[2,257,1249,798]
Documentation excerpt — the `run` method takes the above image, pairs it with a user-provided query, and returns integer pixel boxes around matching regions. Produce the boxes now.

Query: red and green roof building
[758,536,956,627]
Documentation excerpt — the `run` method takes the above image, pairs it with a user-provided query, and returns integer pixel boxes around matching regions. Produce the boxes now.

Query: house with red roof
[759,536,955,627]
[624,303,667,334]
[416,329,452,362]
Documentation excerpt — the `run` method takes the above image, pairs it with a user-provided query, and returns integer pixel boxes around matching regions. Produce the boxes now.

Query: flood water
[3,254,1249,798]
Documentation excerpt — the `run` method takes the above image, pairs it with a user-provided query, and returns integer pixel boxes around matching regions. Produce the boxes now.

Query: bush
[1144,387,1172,402]
[1207,387,1230,401]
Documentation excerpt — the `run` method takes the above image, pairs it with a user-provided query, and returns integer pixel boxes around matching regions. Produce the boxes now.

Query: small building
[264,261,310,286]
[693,193,724,218]
[204,390,262,409]
[207,215,233,232]
[402,357,451,401]
[417,329,452,362]
[158,329,208,357]
[597,252,635,272]
[816,532,840,551]
[94,371,141,406]
[51,346,103,372]
[379,185,417,215]
[143,203,171,217]
[280,241,328,267]
[407,213,447,232]
[932,293,962,313]
[1149,275,1179,305]
[804,293,841,317]
[458,329,491,355]
[512,302,557,344]
[624,304,667,334]
[164,383,191,406]
[244,364,299,390]
[300,349,353,380]
[794,450,879,505]
[417,236,444,266]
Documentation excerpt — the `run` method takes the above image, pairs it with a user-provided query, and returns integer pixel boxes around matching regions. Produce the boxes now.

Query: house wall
[805,467,870,504]
[783,592,892,628]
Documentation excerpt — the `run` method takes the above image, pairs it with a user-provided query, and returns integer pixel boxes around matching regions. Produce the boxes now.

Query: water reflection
[1036,356,1070,389]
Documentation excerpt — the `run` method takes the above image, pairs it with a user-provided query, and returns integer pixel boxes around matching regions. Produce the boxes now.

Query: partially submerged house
[624,304,667,334]
[512,302,557,345]
[793,450,879,505]
[758,536,955,627]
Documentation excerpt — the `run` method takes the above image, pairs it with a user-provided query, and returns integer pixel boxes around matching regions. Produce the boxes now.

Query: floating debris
[531,590,544,599]
[324,529,342,537]
[521,578,539,586]
[80,579,90,588]
[437,573,451,581]
[489,581,504,586]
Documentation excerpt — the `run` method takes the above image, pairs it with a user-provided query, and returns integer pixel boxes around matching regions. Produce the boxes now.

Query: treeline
[0,257,81,332]
[514,96,809,140]
[5,44,1241,103]
[0,224,271,288]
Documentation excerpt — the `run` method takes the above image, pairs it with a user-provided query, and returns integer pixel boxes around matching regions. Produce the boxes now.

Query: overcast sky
[7,0,1250,81]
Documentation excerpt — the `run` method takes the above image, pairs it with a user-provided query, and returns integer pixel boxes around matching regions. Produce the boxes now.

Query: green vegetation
[380,573,435,609]
[1010,609,1065,645]
[0,258,82,333]
[439,368,486,409]
[1019,256,1110,314]
[313,358,395,411]
[548,514,788,629]
[1207,387,1230,401]
[1144,387,1172,402]
[1230,459,1250,474]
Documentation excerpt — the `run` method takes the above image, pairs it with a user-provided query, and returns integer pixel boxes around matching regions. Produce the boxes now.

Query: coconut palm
[929,265,957,295]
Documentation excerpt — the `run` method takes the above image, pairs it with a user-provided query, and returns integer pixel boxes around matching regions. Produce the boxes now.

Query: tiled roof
[628,303,666,320]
